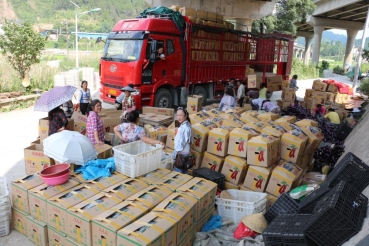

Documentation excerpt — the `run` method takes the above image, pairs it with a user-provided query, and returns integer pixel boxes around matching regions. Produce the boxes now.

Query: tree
[252,0,316,35]
[0,20,48,85]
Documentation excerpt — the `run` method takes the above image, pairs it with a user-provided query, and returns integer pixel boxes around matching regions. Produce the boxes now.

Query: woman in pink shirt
[86,99,105,145]
[313,104,325,118]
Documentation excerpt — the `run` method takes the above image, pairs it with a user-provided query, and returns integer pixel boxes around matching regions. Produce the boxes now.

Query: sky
[330,29,364,39]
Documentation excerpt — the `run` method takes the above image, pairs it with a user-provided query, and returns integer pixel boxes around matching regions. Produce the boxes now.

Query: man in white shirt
[237,81,245,107]
[156,47,166,61]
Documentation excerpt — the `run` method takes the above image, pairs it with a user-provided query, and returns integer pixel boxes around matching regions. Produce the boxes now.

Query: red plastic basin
[40,168,69,178]
[40,164,70,177]
[41,171,70,186]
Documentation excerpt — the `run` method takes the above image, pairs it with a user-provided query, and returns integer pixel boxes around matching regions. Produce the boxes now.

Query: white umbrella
[43,130,97,165]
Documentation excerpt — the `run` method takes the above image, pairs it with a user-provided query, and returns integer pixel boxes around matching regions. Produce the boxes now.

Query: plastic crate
[192,168,225,190]
[324,152,369,192]
[299,183,331,213]
[0,214,10,237]
[262,214,296,246]
[113,141,162,178]
[281,214,318,246]
[337,123,352,141]
[215,189,267,225]
[264,193,299,223]
[159,153,174,170]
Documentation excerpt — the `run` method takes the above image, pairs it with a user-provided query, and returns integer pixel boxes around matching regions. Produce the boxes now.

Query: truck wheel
[194,86,207,105]
[154,88,173,108]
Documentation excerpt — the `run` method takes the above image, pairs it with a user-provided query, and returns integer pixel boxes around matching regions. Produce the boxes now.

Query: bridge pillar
[311,26,324,66]
[344,29,359,70]
[304,37,312,65]
[234,18,253,32]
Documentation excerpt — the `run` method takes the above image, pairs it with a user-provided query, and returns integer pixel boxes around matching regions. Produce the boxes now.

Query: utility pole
[65,20,69,58]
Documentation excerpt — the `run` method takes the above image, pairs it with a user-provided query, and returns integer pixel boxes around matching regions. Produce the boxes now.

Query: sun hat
[120,86,135,92]
[241,213,268,233]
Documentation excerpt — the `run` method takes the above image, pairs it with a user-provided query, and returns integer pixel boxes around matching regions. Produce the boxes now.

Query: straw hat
[241,213,268,233]
[120,86,135,92]
[220,190,234,199]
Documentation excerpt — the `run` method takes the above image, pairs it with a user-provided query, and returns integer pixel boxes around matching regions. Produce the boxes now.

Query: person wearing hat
[120,85,136,123]
[115,84,134,110]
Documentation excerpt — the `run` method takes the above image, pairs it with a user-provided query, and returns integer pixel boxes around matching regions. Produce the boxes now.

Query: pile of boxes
[11,168,217,246]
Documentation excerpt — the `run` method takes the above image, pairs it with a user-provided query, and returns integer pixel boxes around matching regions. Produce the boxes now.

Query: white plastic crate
[0,214,11,236]
[0,177,8,198]
[113,141,162,178]
[215,189,267,225]
[159,153,174,170]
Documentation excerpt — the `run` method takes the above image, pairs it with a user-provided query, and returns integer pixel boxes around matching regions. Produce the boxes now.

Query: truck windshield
[102,39,143,62]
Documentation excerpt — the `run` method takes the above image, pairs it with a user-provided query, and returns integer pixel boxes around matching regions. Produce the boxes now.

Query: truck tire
[154,88,173,108]
[194,86,207,105]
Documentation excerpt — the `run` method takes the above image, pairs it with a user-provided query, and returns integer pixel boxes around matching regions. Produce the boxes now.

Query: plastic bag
[290,184,319,199]
[233,222,258,239]
[202,215,222,232]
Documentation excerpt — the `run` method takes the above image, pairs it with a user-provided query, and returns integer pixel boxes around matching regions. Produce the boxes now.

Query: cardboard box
[305,89,315,98]
[261,125,286,138]
[243,165,273,192]
[24,144,55,175]
[325,92,336,102]
[12,208,28,235]
[257,112,280,123]
[177,178,217,220]
[189,112,210,124]
[92,201,149,246]
[247,134,280,167]
[38,117,49,141]
[327,84,339,93]
[31,139,41,145]
[267,76,283,92]
[274,115,296,124]
[102,179,149,200]
[66,193,123,245]
[335,92,349,104]
[295,119,319,128]
[207,128,230,157]
[104,132,120,146]
[72,172,128,191]
[28,179,80,222]
[239,186,252,191]
[48,226,68,246]
[243,122,266,133]
[228,127,258,158]
[278,122,300,132]
[201,151,225,171]
[221,155,247,185]
[154,172,193,191]
[74,121,87,135]
[281,88,296,101]
[280,129,308,163]
[225,107,247,116]
[191,121,218,153]
[224,181,240,190]
[65,236,84,246]
[95,144,113,159]
[203,108,222,117]
[26,215,48,246]
[282,80,290,88]
[240,113,259,124]
[247,74,260,89]
[117,212,177,246]
[266,160,303,197]
[195,210,213,233]
[166,128,176,149]
[138,168,172,184]
[46,185,100,233]
[206,117,224,127]
[219,117,243,128]
[102,118,121,134]
[11,174,44,213]
[266,193,278,210]
[178,230,196,246]
[190,149,204,170]
[325,102,345,110]
[144,124,168,140]
[127,185,173,209]
[187,95,203,113]
[312,79,328,91]
[300,126,324,154]
[276,100,292,109]
[152,193,198,244]
[142,107,174,117]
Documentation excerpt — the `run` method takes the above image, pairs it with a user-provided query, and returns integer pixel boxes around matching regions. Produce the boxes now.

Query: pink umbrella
[34,86,77,112]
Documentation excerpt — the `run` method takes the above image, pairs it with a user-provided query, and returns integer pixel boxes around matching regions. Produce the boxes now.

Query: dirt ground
[0,76,368,245]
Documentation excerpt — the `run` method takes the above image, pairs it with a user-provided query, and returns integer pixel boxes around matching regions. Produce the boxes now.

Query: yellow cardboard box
[190,149,204,170]
[243,165,273,192]
[221,155,247,185]
[281,88,296,102]
[312,79,328,91]
[274,115,296,124]
[295,119,319,128]
[280,129,308,164]
[257,112,280,122]
[144,125,168,140]
[207,128,230,157]
[201,151,225,171]
[278,122,300,132]
[228,127,258,158]
[12,208,28,235]
[261,126,286,138]
[154,172,193,191]
[102,179,149,200]
[247,134,280,167]
[266,193,278,209]
[126,185,173,210]
[189,112,209,124]
[191,121,218,153]
[325,92,336,102]
[26,215,48,246]
[300,126,324,155]
[24,144,55,175]
[224,181,240,190]
[327,84,339,93]
[166,128,176,149]
[243,122,266,133]
[48,226,68,246]
[240,113,259,124]
[266,160,303,197]
[187,95,203,113]
[139,168,172,184]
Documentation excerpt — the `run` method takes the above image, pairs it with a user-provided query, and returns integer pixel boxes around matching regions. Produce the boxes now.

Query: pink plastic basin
[41,171,70,186]
[40,164,70,177]
[40,168,69,178]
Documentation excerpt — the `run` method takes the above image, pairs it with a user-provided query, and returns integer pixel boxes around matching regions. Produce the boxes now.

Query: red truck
[98,13,294,110]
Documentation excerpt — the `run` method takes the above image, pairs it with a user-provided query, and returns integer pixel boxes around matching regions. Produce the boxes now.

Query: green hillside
[9,0,147,33]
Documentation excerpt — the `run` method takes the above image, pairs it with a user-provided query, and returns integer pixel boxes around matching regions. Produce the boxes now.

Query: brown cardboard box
[117,212,177,246]
[166,128,176,149]
[195,210,213,233]
[203,108,222,117]
[11,174,44,214]
[46,185,100,233]
[139,168,172,184]
[104,132,120,146]
[144,125,168,140]
[91,201,148,246]
[325,92,336,102]
[266,160,303,197]
[221,118,243,128]
[300,126,324,154]
[191,121,218,153]
[257,112,280,123]
[31,139,41,145]
[126,185,173,209]
[325,102,345,110]
[24,144,55,175]
[281,88,296,101]
[102,179,149,200]
[187,95,203,113]
[224,181,240,190]
[65,236,84,245]
[207,128,230,157]
[276,100,292,109]
[244,104,252,110]
[327,84,339,93]
[95,144,113,159]
[71,111,88,135]
[26,215,48,246]
[282,80,290,89]
[305,89,315,98]
[12,208,28,235]
[201,152,225,171]
[102,118,121,134]
[311,91,326,105]
[225,107,247,115]
[48,226,68,246]
[38,117,75,140]
[240,113,259,124]
[261,125,286,138]
[312,79,328,91]
[295,119,319,128]
[266,193,278,210]
[178,230,196,246]
[267,76,283,91]
[247,134,280,167]
[304,97,312,104]
[243,165,273,192]
[143,107,174,117]
[275,115,296,124]
[190,149,204,170]
[177,178,217,220]
[228,127,258,158]
[154,172,193,191]
[28,179,80,222]
[189,112,210,124]
[247,75,260,89]
[72,172,128,191]
[278,122,300,132]
[221,155,247,185]
[243,121,266,133]
[280,129,308,164]
[335,92,349,104]
[207,117,224,127]
[66,193,123,245]
[152,193,198,244]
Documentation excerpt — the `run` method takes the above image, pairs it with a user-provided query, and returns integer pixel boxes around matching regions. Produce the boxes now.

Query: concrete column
[300,50,303,59]
[344,29,359,70]
[311,26,325,66]
[234,18,253,32]
[304,37,313,65]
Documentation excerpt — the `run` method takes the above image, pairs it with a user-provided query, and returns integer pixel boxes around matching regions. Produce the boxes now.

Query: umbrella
[34,85,77,112]
[43,130,97,165]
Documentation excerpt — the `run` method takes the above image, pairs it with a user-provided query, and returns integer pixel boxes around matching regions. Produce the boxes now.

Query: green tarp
[140,6,185,31]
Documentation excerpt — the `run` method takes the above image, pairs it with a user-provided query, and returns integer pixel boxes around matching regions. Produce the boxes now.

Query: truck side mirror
[150,40,157,62]
[96,37,105,44]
